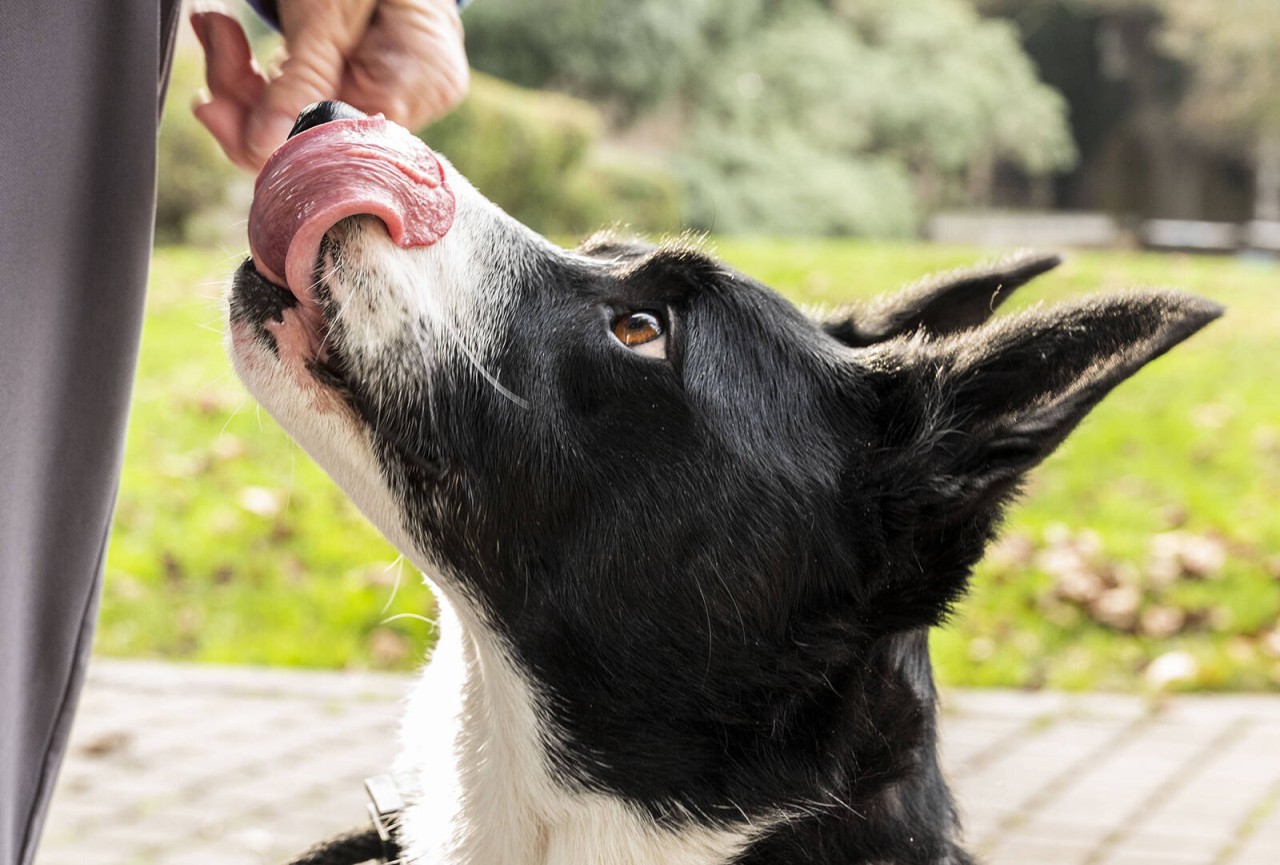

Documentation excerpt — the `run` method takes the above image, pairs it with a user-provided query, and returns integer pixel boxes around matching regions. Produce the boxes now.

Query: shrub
[155,54,240,245]
[677,134,920,237]
[558,149,683,235]
[420,74,682,236]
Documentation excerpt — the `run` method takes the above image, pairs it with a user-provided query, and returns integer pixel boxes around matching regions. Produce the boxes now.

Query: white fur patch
[227,320,417,558]
[395,596,762,865]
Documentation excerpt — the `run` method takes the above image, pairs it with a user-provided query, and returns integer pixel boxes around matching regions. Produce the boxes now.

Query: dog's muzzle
[247,100,457,297]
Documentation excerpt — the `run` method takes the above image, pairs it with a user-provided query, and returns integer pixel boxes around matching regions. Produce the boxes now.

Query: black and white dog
[229,103,1220,865]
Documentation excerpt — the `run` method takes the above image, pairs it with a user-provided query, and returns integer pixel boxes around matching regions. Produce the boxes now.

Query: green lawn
[98,241,1280,691]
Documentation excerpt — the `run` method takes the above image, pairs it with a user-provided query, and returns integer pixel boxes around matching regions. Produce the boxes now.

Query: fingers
[192,98,257,171]
[190,10,268,170]
[340,0,469,131]
[193,10,265,103]
[244,0,378,165]
[189,0,469,171]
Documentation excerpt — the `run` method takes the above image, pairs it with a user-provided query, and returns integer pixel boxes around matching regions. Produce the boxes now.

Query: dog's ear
[825,252,1061,347]
[576,231,656,262]
[845,290,1220,632]
[870,290,1222,520]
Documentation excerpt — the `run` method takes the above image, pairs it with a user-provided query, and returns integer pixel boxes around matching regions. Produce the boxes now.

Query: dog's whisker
[381,612,437,627]
[217,394,252,438]
[692,577,714,685]
[411,280,530,410]
[379,555,407,616]
[201,368,237,390]
[432,316,530,410]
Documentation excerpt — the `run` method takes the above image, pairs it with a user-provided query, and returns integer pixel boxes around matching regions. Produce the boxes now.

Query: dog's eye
[611,311,667,359]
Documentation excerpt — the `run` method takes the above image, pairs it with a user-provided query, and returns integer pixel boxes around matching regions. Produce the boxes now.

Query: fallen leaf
[79,731,131,758]
[1189,402,1233,430]
[1261,627,1280,659]
[1144,651,1199,689]
[1148,531,1227,582]
[968,636,996,662]
[1091,585,1141,631]
[239,486,283,518]
[368,628,410,667]
[212,434,246,460]
[986,533,1036,571]
[1139,606,1186,639]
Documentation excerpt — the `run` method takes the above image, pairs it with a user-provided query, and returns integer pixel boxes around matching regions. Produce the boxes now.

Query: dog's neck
[393,596,760,865]
[393,597,969,865]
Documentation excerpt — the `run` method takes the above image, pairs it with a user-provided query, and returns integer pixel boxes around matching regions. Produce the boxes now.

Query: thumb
[244,12,366,164]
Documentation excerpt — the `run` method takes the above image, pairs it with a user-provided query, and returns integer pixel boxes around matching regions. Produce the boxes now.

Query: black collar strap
[282,775,405,865]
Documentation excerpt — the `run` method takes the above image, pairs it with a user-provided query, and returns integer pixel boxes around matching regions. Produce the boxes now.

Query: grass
[100,248,437,669]
[98,241,1280,690]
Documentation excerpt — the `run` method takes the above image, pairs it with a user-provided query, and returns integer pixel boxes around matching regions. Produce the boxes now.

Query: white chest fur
[392,594,759,865]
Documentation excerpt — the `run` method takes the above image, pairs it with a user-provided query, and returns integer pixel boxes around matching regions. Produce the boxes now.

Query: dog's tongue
[248,116,455,292]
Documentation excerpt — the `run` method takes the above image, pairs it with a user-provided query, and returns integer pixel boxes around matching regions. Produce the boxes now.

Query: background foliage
[156,0,1076,241]
[464,0,1075,234]
[421,73,681,234]
[155,54,241,244]
[157,0,1280,237]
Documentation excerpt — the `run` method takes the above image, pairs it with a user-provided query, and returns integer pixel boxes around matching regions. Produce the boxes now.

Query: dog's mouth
[233,104,457,390]
[230,255,353,390]
[248,110,455,293]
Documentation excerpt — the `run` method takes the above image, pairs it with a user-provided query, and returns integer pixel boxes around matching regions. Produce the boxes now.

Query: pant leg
[0,2,180,863]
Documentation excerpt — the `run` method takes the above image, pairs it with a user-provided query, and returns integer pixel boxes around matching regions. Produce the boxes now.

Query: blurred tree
[981,0,1277,221]
[463,0,764,120]
[421,73,681,234]
[1160,0,1280,220]
[980,0,1198,217]
[465,0,1075,235]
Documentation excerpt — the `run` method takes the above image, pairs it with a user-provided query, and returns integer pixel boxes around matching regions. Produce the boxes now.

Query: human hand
[191,0,468,171]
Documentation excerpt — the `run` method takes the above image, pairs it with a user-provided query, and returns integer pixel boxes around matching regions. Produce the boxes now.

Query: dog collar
[280,774,405,865]
[364,774,406,860]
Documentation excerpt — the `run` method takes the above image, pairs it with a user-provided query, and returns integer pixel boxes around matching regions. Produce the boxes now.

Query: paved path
[36,660,1280,865]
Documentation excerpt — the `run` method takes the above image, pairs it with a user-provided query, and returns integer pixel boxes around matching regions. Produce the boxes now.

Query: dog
[228,101,1221,865]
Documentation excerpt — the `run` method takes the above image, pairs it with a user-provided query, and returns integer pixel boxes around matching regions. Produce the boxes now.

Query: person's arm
[192,0,469,170]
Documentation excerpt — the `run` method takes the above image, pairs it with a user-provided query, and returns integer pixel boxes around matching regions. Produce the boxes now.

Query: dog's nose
[288,101,368,139]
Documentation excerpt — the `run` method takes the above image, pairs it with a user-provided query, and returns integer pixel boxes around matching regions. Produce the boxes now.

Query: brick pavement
[34,660,1280,865]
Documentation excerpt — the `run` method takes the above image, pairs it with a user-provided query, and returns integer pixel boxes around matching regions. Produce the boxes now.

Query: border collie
[228,102,1221,865]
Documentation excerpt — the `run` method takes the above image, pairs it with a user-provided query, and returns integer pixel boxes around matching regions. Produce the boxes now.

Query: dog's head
[229,105,1220,824]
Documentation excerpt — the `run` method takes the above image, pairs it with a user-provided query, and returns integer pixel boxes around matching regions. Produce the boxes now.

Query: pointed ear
[576,231,656,262]
[873,290,1222,519]
[825,251,1062,347]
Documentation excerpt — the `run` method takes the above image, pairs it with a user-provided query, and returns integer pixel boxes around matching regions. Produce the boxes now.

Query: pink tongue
[248,116,455,294]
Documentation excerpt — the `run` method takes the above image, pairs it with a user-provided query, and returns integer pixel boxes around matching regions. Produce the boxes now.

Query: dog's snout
[288,100,368,139]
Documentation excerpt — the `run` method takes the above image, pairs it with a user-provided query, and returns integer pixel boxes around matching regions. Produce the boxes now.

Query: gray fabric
[0,2,180,863]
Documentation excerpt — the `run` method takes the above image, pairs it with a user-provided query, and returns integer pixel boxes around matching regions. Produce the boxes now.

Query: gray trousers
[0,2,180,863]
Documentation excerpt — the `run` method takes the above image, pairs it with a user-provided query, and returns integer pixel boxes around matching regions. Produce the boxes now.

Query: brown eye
[611,311,668,359]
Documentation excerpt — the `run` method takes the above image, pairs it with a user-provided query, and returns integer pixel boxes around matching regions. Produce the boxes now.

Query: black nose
[288,101,367,139]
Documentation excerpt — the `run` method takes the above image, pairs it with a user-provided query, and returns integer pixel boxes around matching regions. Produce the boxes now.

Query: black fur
[822,251,1062,346]
[230,263,296,356]
[302,234,1220,863]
